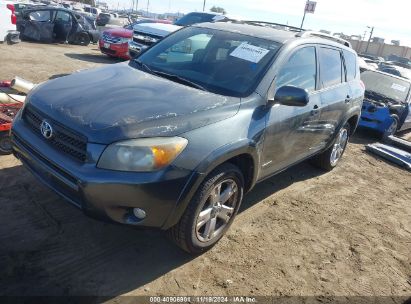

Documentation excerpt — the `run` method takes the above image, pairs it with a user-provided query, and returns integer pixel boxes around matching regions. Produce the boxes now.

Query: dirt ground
[0,42,410,301]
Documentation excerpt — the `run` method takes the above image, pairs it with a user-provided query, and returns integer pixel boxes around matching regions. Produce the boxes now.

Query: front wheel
[168,163,244,254]
[76,33,90,46]
[311,123,350,171]
[383,114,399,138]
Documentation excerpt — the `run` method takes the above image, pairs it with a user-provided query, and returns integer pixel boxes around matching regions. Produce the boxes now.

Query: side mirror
[270,86,309,107]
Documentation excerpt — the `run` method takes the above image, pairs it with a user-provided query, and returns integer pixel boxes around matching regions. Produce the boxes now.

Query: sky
[105,0,411,47]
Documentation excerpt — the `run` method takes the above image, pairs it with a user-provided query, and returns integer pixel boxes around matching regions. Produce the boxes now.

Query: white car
[0,0,19,43]
[129,23,181,57]
[83,6,101,18]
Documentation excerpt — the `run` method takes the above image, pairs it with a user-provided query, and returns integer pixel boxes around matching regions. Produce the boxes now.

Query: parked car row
[98,12,225,60]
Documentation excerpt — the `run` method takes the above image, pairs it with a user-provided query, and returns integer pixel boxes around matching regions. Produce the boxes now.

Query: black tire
[383,114,399,139]
[311,123,351,171]
[168,163,244,254]
[76,33,90,46]
[0,134,13,155]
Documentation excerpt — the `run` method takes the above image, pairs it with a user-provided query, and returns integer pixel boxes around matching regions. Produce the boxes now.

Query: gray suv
[12,22,364,253]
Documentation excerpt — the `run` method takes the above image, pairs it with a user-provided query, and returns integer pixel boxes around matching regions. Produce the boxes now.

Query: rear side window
[276,47,317,92]
[29,10,51,22]
[319,48,343,88]
[343,50,357,81]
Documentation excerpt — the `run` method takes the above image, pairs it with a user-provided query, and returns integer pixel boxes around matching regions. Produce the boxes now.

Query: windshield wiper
[134,59,154,75]
[150,70,209,92]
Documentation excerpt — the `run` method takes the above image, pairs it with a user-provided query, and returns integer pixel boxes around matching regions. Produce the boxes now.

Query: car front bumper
[358,101,393,133]
[11,112,198,229]
[99,39,130,60]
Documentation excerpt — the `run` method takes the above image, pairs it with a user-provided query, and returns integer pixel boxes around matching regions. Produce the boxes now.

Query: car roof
[24,6,72,12]
[194,22,354,51]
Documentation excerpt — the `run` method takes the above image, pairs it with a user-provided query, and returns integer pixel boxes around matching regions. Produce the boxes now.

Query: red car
[99,19,172,60]
[99,27,132,60]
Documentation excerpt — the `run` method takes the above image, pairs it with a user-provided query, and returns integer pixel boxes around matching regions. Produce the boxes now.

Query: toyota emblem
[40,120,53,139]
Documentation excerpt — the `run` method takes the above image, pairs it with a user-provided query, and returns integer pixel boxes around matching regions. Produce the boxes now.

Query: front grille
[100,47,116,55]
[101,33,123,44]
[23,105,87,162]
[132,30,161,46]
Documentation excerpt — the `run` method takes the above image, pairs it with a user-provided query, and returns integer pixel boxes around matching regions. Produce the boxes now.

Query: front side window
[134,27,281,97]
[55,11,71,22]
[275,46,317,92]
[319,47,343,88]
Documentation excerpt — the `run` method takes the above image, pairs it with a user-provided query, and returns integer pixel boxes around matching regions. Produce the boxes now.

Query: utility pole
[146,0,149,15]
[300,9,307,29]
[365,26,374,54]
[203,0,206,12]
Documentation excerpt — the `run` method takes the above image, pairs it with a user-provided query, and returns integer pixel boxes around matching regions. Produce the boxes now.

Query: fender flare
[161,139,260,230]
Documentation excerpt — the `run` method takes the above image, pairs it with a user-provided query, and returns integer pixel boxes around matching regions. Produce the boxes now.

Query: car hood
[103,27,132,38]
[28,63,240,144]
[133,23,181,37]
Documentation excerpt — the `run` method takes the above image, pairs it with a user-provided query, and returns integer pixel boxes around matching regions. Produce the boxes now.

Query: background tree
[210,6,227,15]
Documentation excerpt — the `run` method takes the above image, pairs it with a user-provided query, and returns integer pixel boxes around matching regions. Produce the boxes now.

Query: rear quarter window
[319,47,343,88]
[343,50,357,81]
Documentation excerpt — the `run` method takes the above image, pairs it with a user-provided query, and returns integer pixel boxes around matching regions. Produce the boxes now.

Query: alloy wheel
[386,119,398,136]
[195,179,239,243]
[330,127,348,166]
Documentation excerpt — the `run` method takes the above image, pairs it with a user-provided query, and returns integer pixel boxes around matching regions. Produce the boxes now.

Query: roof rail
[296,31,352,48]
[244,21,303,32]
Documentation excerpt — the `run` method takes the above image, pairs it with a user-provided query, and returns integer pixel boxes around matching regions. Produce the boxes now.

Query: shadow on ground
[64,53,123,64]
[0,133,371,297]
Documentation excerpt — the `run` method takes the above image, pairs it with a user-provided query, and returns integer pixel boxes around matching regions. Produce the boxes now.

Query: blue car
[360,70,411,136]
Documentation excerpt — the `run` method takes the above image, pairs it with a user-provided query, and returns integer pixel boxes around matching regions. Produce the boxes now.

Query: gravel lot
[0,42,410,301]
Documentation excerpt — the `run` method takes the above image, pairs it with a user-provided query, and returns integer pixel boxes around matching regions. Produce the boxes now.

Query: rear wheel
[168,163,244,254]
[311,123,350,171]
[77,33,90,46]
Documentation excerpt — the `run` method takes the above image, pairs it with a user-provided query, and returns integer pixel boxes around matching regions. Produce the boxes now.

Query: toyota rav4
[12,22,364,253]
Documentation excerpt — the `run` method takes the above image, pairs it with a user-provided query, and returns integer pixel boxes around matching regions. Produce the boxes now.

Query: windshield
[133,27,281,97]
[361,71,410,103]
[174,13,218,26]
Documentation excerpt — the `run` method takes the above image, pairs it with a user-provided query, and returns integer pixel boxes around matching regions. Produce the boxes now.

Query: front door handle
[311,105,319,115]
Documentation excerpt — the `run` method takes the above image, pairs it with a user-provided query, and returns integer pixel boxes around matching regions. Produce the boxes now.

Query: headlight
[145,37,158,43]
[97,137,188,172]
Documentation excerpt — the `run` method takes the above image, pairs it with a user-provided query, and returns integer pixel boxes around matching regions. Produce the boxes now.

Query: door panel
[54,10,72,41]
[261,93,324,178]
[261,46,327,178]
[318,47,350,140]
